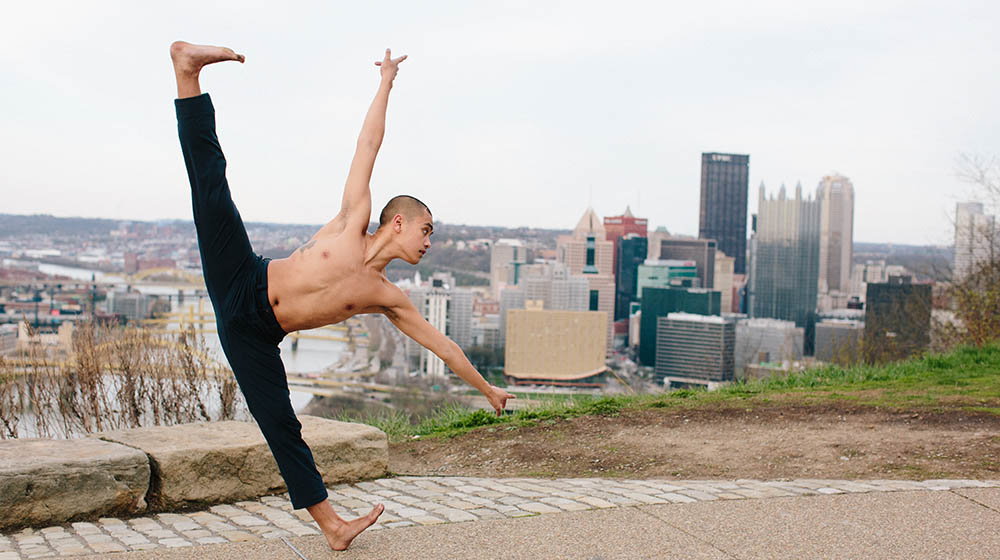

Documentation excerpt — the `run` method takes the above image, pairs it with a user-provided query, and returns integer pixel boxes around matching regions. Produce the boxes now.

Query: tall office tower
[734,318,804,375]
[615,235,649,321]
[557,208,616,348]
[424,272,474,351]
[714,251,735,313]
[750,182,821,343]
[700,152,750,274]
[450,289,474,350]
[659,237,716,289]
[639,287,721,366]
[954,202,997,281]
[655,313,735,388]
[405,285,450,376]
[558,208,614,275]
[864,276,932,362]
[816,174,855,310]
[604,206,648,282]
[418,289,450,377]
[490,239,526,298]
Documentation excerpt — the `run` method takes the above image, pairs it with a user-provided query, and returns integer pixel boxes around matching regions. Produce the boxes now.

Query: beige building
[557,207,615,348]
[817,174,855,310]
[16,321,74,355]
[504,309,608,382]
[646,227,672,260]
[714,251,735,313]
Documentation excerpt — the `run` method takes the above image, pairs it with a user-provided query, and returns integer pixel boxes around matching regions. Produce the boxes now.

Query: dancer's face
[399,209,433,264]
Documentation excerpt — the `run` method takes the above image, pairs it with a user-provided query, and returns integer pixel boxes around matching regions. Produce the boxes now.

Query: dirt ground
[390,402,1000,481]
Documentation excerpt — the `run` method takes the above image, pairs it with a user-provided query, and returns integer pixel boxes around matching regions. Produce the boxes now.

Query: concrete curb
[0,417,387,532]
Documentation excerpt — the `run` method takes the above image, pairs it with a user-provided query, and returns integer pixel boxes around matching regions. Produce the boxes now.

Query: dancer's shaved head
[378,195,431,228]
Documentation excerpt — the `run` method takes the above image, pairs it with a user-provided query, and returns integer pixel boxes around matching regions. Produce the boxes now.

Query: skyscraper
[700,152,750,274]
[604,206,648,281]
[749,182,821,350]
[557,208,615,348]
[615,235,648,321]
[954,202,997,281]
[817,174,855,309]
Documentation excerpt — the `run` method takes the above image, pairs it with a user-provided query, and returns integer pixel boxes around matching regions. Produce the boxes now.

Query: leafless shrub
[0,321,246,439]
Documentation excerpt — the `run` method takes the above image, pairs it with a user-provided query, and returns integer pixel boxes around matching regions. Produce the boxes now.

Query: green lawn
[339,343,1000,442]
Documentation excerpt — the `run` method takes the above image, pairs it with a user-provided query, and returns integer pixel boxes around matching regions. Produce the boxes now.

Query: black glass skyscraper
[614,235,647,321]
[699,153,749,274]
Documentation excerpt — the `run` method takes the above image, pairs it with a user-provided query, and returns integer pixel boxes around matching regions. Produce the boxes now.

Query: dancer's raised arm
[339,48,408,234]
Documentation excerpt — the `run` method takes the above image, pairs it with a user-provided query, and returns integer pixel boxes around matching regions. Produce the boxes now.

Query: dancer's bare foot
[169,41,244,98]
[306,499,384,551]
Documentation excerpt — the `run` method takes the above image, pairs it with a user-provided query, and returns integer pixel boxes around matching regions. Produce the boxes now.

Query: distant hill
[0,214,121,237]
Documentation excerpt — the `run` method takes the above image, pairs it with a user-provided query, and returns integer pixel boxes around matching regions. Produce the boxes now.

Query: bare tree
[944,154,1000,347]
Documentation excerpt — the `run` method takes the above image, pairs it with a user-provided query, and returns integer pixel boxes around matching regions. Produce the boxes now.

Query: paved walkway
[1,477,998,559]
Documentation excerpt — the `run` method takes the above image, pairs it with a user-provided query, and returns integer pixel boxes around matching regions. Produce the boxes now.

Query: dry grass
[0,320,243,439]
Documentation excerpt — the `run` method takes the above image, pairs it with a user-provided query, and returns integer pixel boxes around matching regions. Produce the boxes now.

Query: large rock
[96,416,387,510]
[0,438,149,531]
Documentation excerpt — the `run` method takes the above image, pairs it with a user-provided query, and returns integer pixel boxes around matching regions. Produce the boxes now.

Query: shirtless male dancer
[170,41,514,551]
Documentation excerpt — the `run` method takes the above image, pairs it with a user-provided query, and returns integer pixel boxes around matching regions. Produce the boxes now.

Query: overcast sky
[2,1,997,245]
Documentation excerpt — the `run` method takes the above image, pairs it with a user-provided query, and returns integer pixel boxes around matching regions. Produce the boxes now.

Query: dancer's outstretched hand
[486,385,516,416]
[375,48,407,82]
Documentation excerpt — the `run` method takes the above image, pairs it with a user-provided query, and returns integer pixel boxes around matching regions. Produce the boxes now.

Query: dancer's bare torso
[267,216,397,333]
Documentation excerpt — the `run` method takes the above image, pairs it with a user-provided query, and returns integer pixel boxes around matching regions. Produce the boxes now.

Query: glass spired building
[699,152,750,274]
[749,182,821,350]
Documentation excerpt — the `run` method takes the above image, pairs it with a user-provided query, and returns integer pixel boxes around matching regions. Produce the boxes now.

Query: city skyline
[2,2,998,246]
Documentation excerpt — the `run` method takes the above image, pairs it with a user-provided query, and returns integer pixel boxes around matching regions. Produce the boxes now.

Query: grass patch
[343,344,1000,441]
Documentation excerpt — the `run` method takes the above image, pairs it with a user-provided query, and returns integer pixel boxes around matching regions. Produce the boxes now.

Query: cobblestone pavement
[1,477,997,559]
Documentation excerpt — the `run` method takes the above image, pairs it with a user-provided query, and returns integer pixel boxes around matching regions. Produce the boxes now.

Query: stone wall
[0,417,387,531]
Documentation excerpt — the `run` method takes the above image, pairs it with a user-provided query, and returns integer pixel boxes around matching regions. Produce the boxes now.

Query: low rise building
[815,319,864,364]
[655,313,734,388]
[504,309,607,385]
[734,318,804,376]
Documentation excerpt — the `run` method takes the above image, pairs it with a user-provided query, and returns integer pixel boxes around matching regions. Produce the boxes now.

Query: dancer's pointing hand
[375,48,407,82]
[486,385,516,417]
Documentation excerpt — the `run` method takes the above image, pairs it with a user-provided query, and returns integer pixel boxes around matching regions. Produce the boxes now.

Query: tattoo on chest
[296,239,317,255]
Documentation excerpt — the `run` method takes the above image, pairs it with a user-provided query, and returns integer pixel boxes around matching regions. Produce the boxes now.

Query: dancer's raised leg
[170,40,245,98]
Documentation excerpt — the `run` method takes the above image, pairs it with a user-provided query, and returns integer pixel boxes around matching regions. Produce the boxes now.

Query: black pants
[175,93,327,510]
